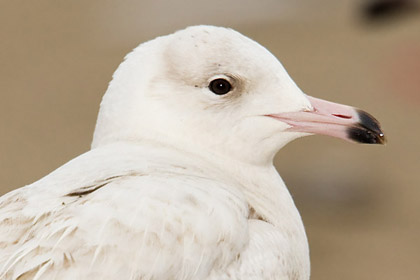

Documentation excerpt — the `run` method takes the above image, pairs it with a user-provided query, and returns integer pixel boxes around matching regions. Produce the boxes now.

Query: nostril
[332,114,352,119]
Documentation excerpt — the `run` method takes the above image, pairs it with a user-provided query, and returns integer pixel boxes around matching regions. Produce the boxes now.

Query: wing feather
[0,172,249,279]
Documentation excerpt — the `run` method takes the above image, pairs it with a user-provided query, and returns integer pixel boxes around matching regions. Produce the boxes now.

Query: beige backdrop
[1,1,419,279]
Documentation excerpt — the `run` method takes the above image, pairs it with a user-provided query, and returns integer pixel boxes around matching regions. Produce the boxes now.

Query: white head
[92,26,384,166]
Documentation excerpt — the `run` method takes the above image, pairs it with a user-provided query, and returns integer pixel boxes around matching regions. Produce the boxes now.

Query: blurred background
[0,0,419,279]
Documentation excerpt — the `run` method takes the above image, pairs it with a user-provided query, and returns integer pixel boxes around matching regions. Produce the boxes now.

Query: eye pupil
[209,78,232,95]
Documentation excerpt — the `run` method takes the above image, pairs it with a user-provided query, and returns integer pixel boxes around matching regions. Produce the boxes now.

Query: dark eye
[209,78,232,95]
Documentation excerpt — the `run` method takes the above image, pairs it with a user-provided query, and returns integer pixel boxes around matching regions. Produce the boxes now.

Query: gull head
[92,25,385,165]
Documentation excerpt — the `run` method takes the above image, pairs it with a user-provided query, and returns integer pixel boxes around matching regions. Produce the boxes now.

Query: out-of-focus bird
[361,0,418,22]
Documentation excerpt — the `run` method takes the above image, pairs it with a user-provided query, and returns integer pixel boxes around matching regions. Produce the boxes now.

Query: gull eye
[209,78,232,95]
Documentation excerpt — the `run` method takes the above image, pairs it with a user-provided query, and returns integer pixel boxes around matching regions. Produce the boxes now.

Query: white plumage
[0,25,384,280]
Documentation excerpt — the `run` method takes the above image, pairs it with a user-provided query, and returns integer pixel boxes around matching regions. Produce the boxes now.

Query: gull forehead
[163,26,286,82]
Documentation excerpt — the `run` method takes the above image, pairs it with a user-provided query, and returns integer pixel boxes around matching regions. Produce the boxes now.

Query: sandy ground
[1,1,419,279]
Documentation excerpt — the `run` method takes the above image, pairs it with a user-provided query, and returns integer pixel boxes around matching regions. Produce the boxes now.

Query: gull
[0,26,385,280]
